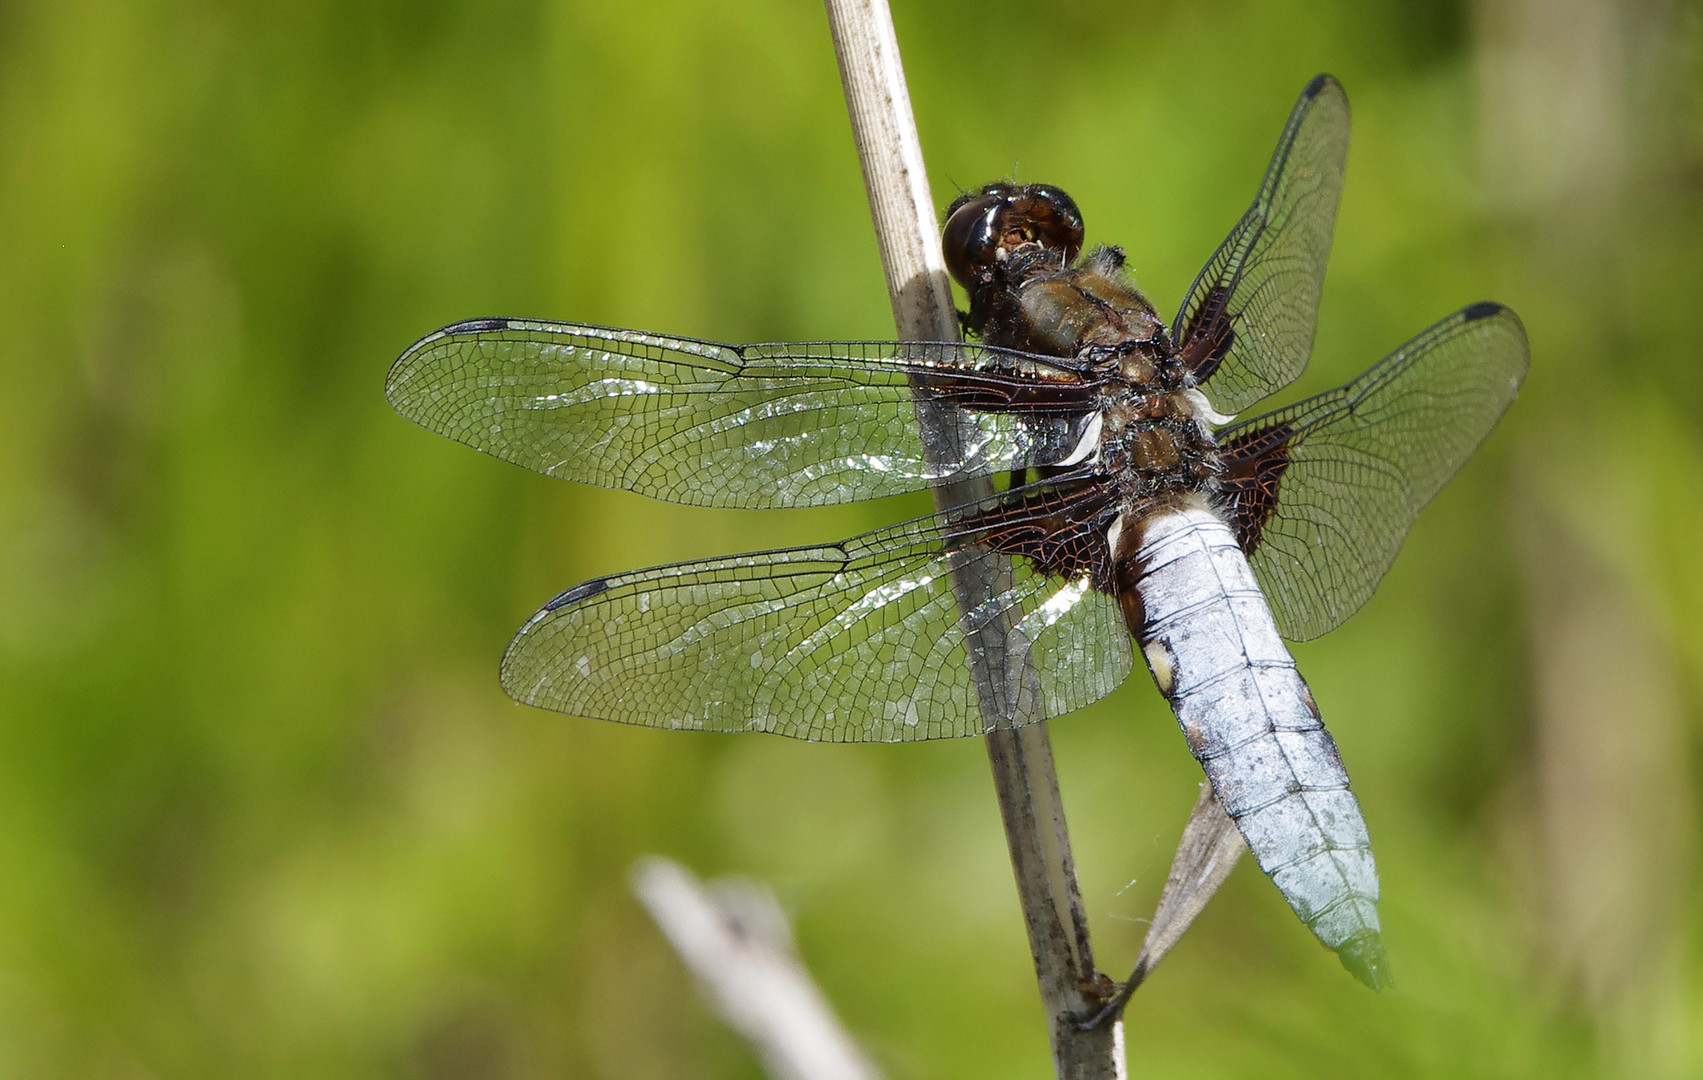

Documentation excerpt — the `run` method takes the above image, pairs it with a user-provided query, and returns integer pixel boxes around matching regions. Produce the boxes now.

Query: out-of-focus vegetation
[2,0,1700,1076]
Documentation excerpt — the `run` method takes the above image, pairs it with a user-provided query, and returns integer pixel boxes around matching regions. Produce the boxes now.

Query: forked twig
[633,858,885,1080]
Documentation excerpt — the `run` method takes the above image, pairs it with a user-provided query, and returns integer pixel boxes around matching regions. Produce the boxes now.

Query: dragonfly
[386,75,1527,989]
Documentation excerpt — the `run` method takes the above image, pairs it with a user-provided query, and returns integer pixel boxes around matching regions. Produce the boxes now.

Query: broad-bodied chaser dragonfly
[387,76,1527,989]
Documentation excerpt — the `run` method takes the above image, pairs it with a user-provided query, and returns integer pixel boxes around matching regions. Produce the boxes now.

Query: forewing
[500,487,1135,742]
[1218,302,1529,640]
[1174,75,1350,414]
[386,318,1103,508]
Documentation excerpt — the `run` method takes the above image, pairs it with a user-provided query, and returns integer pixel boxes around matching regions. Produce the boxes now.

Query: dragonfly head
[943,183,1085,291]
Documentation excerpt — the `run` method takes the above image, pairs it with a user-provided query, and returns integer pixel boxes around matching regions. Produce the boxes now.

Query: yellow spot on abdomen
[1143,639,1176,696]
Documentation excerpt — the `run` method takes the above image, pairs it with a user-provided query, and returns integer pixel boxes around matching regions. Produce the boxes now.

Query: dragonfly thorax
[947,183,1224,511]
[1100,389,1224,507]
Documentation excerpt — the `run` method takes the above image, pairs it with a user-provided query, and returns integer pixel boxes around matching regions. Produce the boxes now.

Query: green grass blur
[2,0,1700,1076]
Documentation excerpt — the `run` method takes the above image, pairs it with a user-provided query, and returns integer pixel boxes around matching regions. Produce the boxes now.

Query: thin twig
[632,858,885,1080]
[821,3,1119,1076]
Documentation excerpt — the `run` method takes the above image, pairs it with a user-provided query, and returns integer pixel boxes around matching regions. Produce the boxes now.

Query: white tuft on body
[1180,386,1237,427]
[1056,411,1104,467]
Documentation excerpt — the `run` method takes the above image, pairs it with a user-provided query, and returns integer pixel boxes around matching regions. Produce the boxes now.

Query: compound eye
[1017,185,1085,263]
[942,194,1004,289]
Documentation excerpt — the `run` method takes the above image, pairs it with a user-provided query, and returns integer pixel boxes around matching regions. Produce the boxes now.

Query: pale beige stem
[822,2,1119,1076]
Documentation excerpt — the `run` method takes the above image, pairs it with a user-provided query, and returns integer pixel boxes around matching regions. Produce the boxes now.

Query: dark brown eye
[943,193,1004,289]
[1017,185,1085,262]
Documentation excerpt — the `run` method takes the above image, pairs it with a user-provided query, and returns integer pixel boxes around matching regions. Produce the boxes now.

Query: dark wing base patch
[1219,420,1297,553]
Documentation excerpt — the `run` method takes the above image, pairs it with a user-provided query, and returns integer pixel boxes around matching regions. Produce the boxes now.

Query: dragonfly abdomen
[1117,504,1390,988]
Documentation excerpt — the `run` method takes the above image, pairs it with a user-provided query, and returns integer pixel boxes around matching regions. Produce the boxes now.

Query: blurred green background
[3,0,1700,1076]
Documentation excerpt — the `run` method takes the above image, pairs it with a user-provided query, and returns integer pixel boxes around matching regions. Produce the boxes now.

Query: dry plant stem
[632,858,885,1080]
[822,1,1119,1075]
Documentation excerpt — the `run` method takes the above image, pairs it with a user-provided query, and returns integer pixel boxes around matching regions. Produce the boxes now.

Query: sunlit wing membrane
[1173,74,1350,415]
[499,481,1135,741]
[1217,302,1529,640]
[385,318,1105,509]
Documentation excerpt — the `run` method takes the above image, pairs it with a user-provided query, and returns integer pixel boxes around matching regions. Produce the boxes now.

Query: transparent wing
[386,318,1105,509]
[500,483,1135,741]
[1174,74,1350,414]
[1218,303,1529,640]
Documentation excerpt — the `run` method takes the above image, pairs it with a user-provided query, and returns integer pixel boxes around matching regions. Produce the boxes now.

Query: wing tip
[498,596,583,711]
[1460,301,1531,377]
[385,317,514,405]
[494,579,611,707]
[1303,72,1343,100]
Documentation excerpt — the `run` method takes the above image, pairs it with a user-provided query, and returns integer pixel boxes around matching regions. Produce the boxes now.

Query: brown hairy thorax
[941,182,1226,579]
